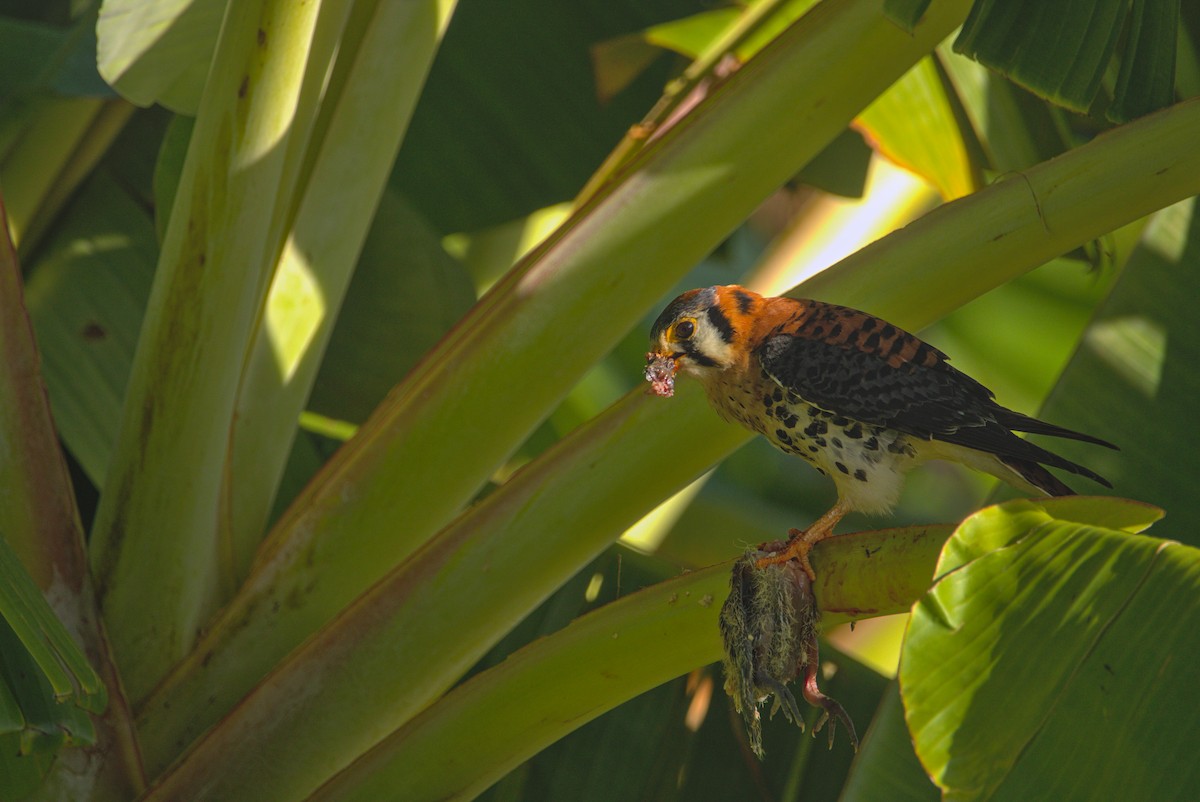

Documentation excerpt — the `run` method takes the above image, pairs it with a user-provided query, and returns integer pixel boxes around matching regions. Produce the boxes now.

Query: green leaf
[954,0,1180,119]
[884,0,934,32]
[955,0,1124,113]
[0,18,70,104]
[902,497,1199,801]
[639,8,740,58]
[24,172,157,487]
[0,11,111,106]
[857,55,977,199]
[841,683,938,802]
[0,96,133,257]
[642,0,820,62]
[795,128,873,199]
[225,0,459,582]
[88,0,358,698]
[936,43,1058,173]
[0,536,104,765]
[0,738,52,801]
[96,0,226,112]
[0,612,96,754]
[1030,198,1200,545]
[307,189,476,424]
[1112,0,1179,122]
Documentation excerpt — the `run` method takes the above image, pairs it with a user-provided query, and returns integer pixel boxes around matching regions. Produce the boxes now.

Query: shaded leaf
[391,0,721,232]
[936,43,1059,173]
[956,0,1124,113]
[0,11,111,107]
[1112,0,1179,122]
[954,0,1179,119]
[840,682,938,802]
[24,172,156,486]
[1031,198,1200,545]
[308,188,476,424]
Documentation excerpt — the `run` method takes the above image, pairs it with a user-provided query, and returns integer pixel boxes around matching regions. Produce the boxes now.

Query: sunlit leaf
[96,0,225,112]
[902,497,1198,801]
[857,56,977,199]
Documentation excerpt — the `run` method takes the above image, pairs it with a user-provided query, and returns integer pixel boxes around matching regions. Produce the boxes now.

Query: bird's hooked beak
[645,350,681,397]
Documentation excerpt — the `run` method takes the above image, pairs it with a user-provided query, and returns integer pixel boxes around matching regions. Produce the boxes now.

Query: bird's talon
[753,535,818,582]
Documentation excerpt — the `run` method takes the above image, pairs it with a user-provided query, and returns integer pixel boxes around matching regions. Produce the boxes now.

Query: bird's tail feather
[999,409,1118,451]
[999,428,1114,489]
[999,457,1078,497]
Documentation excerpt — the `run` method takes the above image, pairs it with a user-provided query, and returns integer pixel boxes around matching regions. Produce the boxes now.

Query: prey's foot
[801,639,859,752]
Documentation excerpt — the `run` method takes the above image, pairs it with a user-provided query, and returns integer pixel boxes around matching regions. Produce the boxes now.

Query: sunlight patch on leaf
[1083,315,1166,399]
[265,241,328,383]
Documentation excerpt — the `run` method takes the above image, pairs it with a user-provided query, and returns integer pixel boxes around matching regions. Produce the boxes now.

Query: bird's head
[645,285,759,396]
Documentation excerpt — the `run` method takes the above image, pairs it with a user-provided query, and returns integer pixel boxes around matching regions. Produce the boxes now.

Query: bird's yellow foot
[754,501,850,582]
[755,528,819,582]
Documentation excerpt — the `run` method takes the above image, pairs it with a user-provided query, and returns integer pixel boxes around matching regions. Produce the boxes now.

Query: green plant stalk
[139,389,744,785]
[0,200,143,799]
[225,0,457,584]
[137,0,973,765]
[310,524,949,801]
[140,91,1200,784]
[88,0,354,700]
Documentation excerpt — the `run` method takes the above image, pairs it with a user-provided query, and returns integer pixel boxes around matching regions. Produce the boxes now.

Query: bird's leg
[756,501,850,581]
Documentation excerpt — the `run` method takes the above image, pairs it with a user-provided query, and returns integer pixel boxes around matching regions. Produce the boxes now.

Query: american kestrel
[645,285,1117,579]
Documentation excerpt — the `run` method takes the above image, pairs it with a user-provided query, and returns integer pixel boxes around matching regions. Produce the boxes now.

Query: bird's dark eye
[673,319,695,340]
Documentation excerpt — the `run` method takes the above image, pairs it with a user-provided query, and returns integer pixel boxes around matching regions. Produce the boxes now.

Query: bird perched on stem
[645,285,1117,580]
